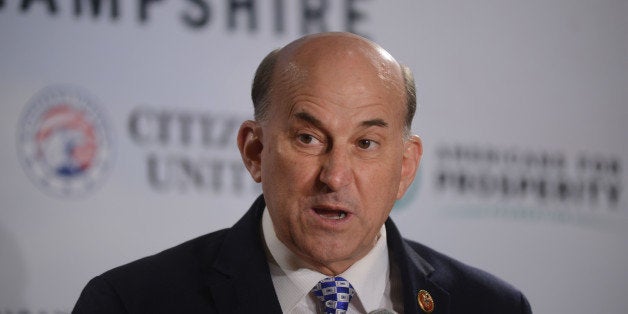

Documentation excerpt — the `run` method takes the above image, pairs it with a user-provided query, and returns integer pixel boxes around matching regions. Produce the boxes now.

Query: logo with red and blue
[17,85,113,197]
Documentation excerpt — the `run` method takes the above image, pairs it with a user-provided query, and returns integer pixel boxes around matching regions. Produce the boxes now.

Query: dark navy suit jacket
[73,195,531,313]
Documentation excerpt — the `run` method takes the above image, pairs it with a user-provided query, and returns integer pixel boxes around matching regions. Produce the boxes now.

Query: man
[73,32,531,313]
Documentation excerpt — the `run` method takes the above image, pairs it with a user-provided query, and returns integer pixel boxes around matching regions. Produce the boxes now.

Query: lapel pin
[417,289,434,313]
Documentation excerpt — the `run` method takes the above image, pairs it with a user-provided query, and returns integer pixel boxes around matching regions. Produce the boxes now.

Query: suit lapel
[386,219,451,314]
[203,196,282,313]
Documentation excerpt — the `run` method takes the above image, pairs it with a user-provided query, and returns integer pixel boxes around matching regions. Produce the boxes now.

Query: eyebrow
[294,111,389,129]
[362,118,388,128]
[294,111,323,128]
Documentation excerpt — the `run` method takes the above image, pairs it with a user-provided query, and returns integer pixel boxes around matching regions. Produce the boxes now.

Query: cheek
[355,158,403,214]
[359,157,402,189]
[261,141,319,195]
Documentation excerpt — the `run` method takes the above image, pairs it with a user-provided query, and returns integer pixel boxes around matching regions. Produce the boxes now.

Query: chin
[309,245,359,265]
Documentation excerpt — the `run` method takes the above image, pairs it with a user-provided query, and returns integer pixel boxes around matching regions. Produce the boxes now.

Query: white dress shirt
[262,208,398,314]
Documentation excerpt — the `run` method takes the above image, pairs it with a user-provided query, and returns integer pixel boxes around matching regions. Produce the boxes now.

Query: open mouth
[313,207,348,220]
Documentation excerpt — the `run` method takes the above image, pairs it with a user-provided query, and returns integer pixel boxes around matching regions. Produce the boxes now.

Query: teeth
[319,211,347,220]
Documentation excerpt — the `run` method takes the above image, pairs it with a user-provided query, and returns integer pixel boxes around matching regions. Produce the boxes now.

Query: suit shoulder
[403,239,531,312]
[101,228,229,293]
[403,239,514,289]
[73,229,231,313]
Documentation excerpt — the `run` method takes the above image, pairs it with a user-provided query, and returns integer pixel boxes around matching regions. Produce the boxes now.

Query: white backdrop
[1,1,627,313]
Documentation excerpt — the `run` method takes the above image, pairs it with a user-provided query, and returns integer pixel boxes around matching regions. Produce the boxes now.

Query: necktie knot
[312,276,355,314]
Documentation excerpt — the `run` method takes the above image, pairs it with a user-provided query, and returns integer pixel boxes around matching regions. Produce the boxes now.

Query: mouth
[313,206,349,220]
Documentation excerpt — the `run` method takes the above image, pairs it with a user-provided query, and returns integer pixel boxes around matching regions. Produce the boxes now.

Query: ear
[237,120,263,183]
[397,135,423,199]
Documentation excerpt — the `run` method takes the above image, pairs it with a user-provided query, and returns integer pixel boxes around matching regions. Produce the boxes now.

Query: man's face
[240,37,421,275]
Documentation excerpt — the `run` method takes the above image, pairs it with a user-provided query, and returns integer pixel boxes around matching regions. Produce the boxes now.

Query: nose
[319,146,353,191]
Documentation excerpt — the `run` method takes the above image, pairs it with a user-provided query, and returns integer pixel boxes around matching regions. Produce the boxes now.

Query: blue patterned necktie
[312,276,355,314]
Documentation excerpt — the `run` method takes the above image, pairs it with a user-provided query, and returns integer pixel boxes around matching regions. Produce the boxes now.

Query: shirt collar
[262,207,390,312]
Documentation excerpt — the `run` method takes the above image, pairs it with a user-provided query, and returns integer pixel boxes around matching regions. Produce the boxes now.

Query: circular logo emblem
[17,85,113,197]
[417,289,435,313]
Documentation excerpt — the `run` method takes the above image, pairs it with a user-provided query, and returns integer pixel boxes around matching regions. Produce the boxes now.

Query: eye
[297,133,317,145]
[357,139,377,150]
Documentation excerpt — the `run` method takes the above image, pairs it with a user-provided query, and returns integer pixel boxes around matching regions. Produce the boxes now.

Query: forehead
[268,37,407,122]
